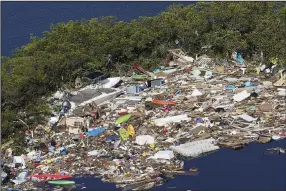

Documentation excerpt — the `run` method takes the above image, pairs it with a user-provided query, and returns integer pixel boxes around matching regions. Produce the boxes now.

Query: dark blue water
[70,140,286,191]
[1,2,193,57]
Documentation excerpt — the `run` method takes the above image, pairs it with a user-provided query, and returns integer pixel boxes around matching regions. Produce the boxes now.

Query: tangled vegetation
[1,2,286,150]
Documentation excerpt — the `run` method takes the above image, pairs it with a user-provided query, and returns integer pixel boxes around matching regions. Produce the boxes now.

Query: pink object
[28,174,72,181]
[162,129,168,135]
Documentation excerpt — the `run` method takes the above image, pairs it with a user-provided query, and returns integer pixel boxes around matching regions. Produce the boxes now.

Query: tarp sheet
[233,90,250,102]
[87,127,105,137]
[135,135,155,145]
[105,135,120,142]
[148,150,174,160]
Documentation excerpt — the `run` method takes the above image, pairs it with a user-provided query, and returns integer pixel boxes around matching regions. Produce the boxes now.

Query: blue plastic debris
[60,147,68,155]
[244,81,256,89]
[196,118,203,123]
[176,89,181,94]
[236,53,244,64]
[87,127,105,137]
[224,85,237,91]
[105,135,120,142]
[153,69,162,73]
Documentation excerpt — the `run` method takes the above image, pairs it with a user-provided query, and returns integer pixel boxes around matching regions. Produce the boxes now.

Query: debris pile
[2,51,286,190]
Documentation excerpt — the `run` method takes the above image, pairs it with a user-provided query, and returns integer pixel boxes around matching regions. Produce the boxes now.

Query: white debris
[153,114,190,126]
[272,135,282,140]
[49,116,59,125]
[99,77,121,88]
[277,88,286,96]
[88,150,107,156]
[12,156,26,168]
[135,135,155,145]
[78,88,122,107]
[232,113,257,122]
[224,78,238,83]
[11,171,29,185]
[147,150,174,160]
[191,88,203,96]
[233,90,250,102]
[170,138,219,157]
[53,91,65,99]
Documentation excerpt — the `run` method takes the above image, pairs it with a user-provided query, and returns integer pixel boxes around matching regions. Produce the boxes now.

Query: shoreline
[67,139,286,191]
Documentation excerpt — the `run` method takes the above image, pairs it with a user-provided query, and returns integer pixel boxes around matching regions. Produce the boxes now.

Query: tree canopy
[1,2,286,147]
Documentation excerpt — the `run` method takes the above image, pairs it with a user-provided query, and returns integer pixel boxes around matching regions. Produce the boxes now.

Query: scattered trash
[2,51,286,191]
[264,147,285,155]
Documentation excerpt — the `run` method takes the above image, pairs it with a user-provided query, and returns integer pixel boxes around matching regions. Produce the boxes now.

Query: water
[155,140,286,191]
[1,1,193,56]
[67,140,286,191]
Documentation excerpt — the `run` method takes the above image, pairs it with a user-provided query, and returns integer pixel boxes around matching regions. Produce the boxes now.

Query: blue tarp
[153,69,161,73]
[60,148,68,155]
[224,83,256,91]
[236,53,244,64]
[138,84,148,90]
[245,81,252,87]
[87,127,105,137]
[105,135,120,142]
[196,118,203,123]
[244,82,256,89]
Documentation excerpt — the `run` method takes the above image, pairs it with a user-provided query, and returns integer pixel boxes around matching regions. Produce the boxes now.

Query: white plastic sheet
[13,156,26,167]
[277,88,286,96]
[2,171,7,180]
[232,113,257,122]
[272,135,282,140]
[170,138,219,157]
[135,135,155,145]
[88,150,107,156]
[12,171,29,185]
[148,150,174,160]
[233,90,250,102]
[153,114,190,127]
[88,150,100,156]
[99,77,121,88]
[49,116,59,125]
[191,88,203,96]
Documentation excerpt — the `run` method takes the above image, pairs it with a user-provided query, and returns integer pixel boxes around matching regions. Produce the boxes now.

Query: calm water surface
[70,140,286,191]
[1,1,192,56]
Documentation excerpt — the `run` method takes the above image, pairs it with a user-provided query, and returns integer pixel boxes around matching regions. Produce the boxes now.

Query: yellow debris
[119,128,129,141]
[128,124,135,137]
